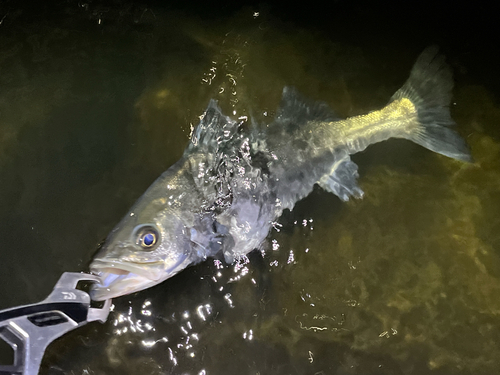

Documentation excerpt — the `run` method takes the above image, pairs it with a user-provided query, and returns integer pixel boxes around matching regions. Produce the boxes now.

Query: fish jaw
[89,268,163,301]
[89,254,192,301]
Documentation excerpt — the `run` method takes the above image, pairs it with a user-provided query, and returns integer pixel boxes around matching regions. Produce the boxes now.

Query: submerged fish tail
[391,46,472,162]
[270,47,472,207]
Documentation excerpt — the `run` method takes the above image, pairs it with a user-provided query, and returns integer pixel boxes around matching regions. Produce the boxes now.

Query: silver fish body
[90,47,471,300]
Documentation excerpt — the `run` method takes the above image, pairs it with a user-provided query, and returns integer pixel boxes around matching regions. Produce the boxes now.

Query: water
[1,1,499,374]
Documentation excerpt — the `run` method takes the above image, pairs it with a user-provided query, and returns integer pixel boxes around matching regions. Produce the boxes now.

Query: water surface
[0,2,499,374]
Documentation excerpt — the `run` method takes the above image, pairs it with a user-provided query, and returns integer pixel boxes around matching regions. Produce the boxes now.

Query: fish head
[89,169,196,301]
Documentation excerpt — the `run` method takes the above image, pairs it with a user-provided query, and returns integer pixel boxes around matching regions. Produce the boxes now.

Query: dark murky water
[1,1,499,374]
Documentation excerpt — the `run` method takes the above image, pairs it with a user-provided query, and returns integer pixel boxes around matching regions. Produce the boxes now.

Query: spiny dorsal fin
[185,99,240,156]
[184,100,242,201]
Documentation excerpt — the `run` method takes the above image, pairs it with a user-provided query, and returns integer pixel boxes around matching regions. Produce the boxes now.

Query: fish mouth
[89,260,166,301]
[91,259,166,280]
[89,255,192,301]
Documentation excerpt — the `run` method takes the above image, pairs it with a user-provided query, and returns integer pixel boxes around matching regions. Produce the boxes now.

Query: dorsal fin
[185,99,240,157]
[184,100,243,206]
[274,87,339,132]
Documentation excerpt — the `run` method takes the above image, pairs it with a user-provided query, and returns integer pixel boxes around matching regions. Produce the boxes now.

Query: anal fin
[318,157,364,201]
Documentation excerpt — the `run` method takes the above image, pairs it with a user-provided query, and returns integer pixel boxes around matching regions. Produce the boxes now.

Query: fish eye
[134,225,160,250]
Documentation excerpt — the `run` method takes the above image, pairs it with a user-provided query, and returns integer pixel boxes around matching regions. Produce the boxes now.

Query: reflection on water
[0,2,499,374]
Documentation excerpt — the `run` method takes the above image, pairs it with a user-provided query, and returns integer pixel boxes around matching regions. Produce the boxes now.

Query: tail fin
[391,46,472,162]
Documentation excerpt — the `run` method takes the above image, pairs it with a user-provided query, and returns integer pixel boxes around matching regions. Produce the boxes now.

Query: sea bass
[90,47,471,300]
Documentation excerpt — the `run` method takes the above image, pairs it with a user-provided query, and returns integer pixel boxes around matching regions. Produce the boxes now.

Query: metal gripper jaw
[0,272,111,375]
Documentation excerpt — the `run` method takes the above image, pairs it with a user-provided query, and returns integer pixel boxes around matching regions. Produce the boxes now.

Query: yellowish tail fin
[392,46,472,162]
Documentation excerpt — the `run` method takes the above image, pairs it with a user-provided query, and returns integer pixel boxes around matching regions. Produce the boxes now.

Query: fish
[89,46,472,301]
